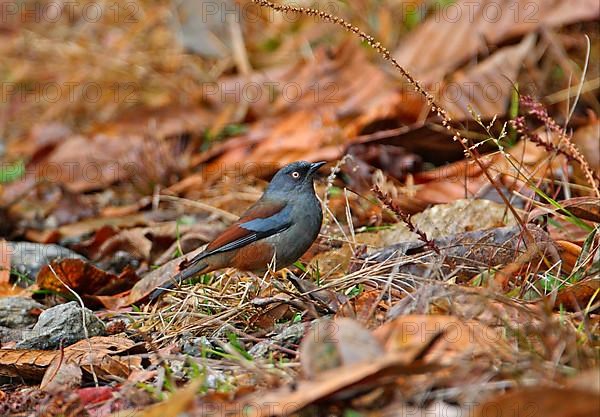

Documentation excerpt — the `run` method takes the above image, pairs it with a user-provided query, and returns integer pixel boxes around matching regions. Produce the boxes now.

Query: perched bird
[150,161,326,300]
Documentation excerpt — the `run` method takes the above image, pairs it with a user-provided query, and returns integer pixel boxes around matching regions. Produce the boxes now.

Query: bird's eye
[291,171,300,179]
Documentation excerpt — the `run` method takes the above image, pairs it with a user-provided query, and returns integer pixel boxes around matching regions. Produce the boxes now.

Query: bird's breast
[266,195,322,269]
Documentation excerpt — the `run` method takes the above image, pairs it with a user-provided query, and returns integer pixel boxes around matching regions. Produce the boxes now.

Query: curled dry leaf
[36,259,141,307]
[0,336,140,381]
[555,240,583,273]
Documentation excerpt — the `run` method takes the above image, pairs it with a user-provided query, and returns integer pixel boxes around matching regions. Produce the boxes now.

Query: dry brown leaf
[335,290,382,326]
[96,228,154,261]
[552,278,600,311]
[394,0,600,83]
[528,197,600,224]
[374,314,513,365]
[36,259,141,306]
[226,347,440,417]
[249,303,291,331]
[555,240,583,273]
[474,387,600,417]
[40,360,83,394]
[0,336,140,381]
[437,34,535,119]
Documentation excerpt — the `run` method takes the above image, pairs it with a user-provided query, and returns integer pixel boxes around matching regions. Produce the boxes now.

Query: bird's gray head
[265,161,325,197]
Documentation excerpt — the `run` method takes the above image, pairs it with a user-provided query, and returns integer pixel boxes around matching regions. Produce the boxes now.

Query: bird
[150,161,326,300]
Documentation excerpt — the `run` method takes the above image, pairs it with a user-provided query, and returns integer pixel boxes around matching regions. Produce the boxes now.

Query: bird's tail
[149,261,209,301]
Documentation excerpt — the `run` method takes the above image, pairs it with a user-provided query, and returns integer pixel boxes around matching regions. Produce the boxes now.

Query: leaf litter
[0,1,599,416]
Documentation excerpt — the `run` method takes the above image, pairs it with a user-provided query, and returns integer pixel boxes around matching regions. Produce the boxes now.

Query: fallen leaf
[528,197,600,224]
[335,290,382,327]
[375,315,513,365]
[552,278,600,311]
[249,303,291,331]
[299,318,385,380]
[36,259,141,305]
[0,336,141,381]
[394,0,600,83]
[40,360,83,394]
[76,386,114,406]
[437,34,536,119]
[555,240,582,273]
[474,387,600,417]
[226,348,440,417]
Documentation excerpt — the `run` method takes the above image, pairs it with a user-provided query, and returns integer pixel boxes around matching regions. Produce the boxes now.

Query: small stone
[0,297,45,329]
[16,302,105,350]
[180,334,215,356]
[7,242,85,280]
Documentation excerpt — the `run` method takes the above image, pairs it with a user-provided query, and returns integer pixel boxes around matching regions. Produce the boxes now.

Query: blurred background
[0,2,599,415]
[0,0,598,224]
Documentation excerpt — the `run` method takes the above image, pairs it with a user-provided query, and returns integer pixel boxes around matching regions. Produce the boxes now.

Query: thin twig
[48,264,99,387]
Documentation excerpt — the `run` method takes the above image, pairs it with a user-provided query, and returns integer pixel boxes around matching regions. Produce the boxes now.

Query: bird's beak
[308,161,326,175]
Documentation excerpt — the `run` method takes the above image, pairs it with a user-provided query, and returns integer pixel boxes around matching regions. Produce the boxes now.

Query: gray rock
[249,321,307,358]
[16,302,105,350]
[181,334,215,356]
[0,297,45,328]
[7,241,85,281]
[0,326,25,344]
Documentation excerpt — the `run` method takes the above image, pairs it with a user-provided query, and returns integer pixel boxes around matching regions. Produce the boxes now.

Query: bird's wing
[189,199,292,262]
[149,200,292,300]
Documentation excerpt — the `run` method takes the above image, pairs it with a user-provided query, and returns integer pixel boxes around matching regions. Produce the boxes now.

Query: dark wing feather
[186,199,291,263]
[149,199,291,301]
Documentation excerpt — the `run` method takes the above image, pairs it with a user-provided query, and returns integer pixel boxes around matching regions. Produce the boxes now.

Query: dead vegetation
[0,1,599,416]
